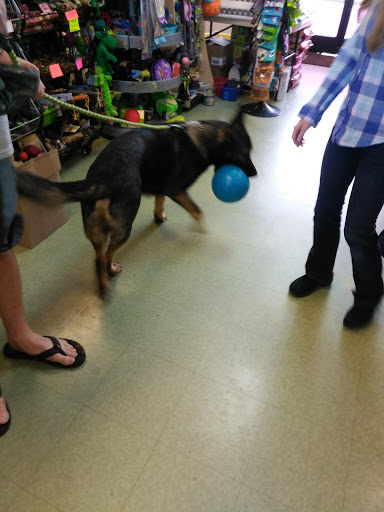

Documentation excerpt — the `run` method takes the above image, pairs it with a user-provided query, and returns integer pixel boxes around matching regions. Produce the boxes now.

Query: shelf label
[75,57,83,70]
[39,3,52,13]
[65,9,78,21]
[69,18,80,32]
[49,63,64,79]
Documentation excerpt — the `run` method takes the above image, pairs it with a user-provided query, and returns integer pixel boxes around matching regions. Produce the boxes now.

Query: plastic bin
[221,81,242,101]
[213,76,227,97]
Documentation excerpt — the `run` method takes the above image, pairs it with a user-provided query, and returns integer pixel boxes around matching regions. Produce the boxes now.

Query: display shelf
[111,74,182,93]
[114,30,183,50]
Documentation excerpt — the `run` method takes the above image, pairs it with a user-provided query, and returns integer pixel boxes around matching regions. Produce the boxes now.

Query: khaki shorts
[0,157,23,252]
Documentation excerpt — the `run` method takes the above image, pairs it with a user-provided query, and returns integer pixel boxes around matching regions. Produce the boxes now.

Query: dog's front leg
[154,195,167,223]
[170,192,203,222]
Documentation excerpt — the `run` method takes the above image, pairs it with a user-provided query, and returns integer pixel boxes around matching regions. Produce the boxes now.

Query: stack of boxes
[206,36,234,78]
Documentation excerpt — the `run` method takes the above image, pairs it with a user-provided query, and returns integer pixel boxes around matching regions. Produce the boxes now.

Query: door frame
[310,0,355,54]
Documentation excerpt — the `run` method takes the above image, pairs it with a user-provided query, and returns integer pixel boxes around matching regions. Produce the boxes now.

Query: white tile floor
[1,63,384,512]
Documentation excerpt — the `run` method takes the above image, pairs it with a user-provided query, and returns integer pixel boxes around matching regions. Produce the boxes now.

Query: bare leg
[0,250,77,365]
[170,192,203,222]
[0,396,9,426]
[154,195,167,222]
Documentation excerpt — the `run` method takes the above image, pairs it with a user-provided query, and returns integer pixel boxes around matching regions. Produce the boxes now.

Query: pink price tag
[75,57,83,70]
[49,63,64,79]
[39,3,52,13]
[65,9,78,20]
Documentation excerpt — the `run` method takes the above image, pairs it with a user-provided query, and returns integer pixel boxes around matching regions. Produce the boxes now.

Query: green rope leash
[42,93,170,130]
[8,47,170,131]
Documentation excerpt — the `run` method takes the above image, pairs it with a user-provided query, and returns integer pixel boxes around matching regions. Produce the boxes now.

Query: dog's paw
[108,262,122,277]
[154,213,167,223]
[192,219,208,234]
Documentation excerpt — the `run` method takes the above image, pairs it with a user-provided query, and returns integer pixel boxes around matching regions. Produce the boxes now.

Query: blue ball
[212,165,250,203]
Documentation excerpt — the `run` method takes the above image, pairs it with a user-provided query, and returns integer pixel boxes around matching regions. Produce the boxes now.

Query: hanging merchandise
[94,22,118,116]
[140,0,167,57]
[202,0,220,17]
[182,0,199,61]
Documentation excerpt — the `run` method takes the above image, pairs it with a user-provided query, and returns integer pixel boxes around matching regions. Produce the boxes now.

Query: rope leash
[8,46,170,131]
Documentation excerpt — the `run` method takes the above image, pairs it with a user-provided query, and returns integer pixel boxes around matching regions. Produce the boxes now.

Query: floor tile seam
[158,429,258,483]
[239,401,349,512]
[340,435,355,512]
[239,400,270,488]
[261,402,356,443]
[77,403,160,446]
[23,403,86,496]
[16,487,64,512]
[156,440,244,484]
[1,477,24,512]
[192,366,271,405]
[236,483,297,512]
[229,482,242,512]
[112,440,161,512]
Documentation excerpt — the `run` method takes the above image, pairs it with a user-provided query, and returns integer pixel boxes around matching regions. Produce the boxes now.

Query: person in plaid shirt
[289,0,384,329]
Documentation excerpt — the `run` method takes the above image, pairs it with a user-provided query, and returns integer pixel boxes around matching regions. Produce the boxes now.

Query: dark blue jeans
[305,138,384,306]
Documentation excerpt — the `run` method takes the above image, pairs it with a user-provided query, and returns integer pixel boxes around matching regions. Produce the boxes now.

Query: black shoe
[343,304,376,329]
[289,275,331,298]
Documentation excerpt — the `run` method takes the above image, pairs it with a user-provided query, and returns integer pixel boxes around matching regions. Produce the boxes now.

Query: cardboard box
[211,66,230,78]
[207,38,233,69]
[14,148,67,249]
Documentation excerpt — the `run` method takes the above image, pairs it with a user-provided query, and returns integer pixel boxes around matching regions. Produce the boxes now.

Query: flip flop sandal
[3,336,86,369]
[0,386,11,437]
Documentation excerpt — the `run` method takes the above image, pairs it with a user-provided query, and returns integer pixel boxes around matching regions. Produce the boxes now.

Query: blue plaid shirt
[299,0,384,148]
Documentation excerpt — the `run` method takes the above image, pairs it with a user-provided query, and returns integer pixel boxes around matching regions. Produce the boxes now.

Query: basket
[213,76,227,97]
[221,81,243,101]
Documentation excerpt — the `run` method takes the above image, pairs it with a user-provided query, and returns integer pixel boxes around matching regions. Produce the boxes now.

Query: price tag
[39,3,52,13]
[6,20,14,33]
[69,18,80,32]
[75,57,83,70]
[65,9,78,20]
[49,63,64,79]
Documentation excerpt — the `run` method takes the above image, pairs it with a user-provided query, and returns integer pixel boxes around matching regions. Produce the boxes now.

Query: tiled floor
[1,63,384,512]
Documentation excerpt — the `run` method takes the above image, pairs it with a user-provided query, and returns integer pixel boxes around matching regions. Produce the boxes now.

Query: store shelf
[111,74,182,93]
[114,30,183,50]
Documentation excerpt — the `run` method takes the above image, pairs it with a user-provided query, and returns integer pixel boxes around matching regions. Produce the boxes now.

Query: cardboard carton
[207,38,233,69]
[13,147,67,249]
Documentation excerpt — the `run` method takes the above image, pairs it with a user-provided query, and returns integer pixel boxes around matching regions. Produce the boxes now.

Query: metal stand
[242,101,281,118]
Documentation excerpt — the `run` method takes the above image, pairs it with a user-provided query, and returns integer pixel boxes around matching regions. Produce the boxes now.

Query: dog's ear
[231,108,245,129]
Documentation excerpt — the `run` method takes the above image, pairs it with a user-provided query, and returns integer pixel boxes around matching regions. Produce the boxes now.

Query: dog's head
[215,110,257,177]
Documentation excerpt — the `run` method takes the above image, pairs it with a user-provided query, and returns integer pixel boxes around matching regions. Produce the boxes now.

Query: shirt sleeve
[298,5,375,127]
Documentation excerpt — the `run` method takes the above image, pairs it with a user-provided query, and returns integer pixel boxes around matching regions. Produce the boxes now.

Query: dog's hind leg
[105,228,132,278]
[154,195,167,223]
[170,192,203,222]
[91,240,110,299]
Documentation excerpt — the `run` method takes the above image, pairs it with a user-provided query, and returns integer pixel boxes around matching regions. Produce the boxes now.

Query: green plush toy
[94,29,118,116]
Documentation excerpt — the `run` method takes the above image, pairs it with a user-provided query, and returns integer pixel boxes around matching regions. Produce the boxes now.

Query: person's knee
[344,222,373,248]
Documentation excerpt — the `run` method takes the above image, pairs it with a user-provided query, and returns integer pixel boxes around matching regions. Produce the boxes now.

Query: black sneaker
[289,275,331,298]
[343,304,376,329]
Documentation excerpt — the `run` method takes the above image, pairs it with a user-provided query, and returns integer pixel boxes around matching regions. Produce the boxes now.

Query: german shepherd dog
[17,110,257,298]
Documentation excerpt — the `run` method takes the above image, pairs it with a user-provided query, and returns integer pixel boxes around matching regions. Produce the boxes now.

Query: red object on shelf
[125,109,140,122]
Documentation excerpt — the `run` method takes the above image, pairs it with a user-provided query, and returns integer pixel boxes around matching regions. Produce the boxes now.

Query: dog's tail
[16,171,108,204]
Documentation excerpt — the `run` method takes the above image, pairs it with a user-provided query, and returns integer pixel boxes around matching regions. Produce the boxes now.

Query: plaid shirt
[299,0,384,148]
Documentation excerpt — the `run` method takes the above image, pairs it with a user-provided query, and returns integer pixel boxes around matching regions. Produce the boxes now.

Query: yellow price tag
[69,18,80,32]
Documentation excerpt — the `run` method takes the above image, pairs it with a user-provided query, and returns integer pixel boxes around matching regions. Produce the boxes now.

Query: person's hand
[292,119,311,147]
[34,79,45,99]
[19,59,45,98]
[19,58,39,72]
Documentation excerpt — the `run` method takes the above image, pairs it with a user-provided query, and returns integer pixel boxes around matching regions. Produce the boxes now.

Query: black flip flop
[3,336,86,369]
[0,386,11,437]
